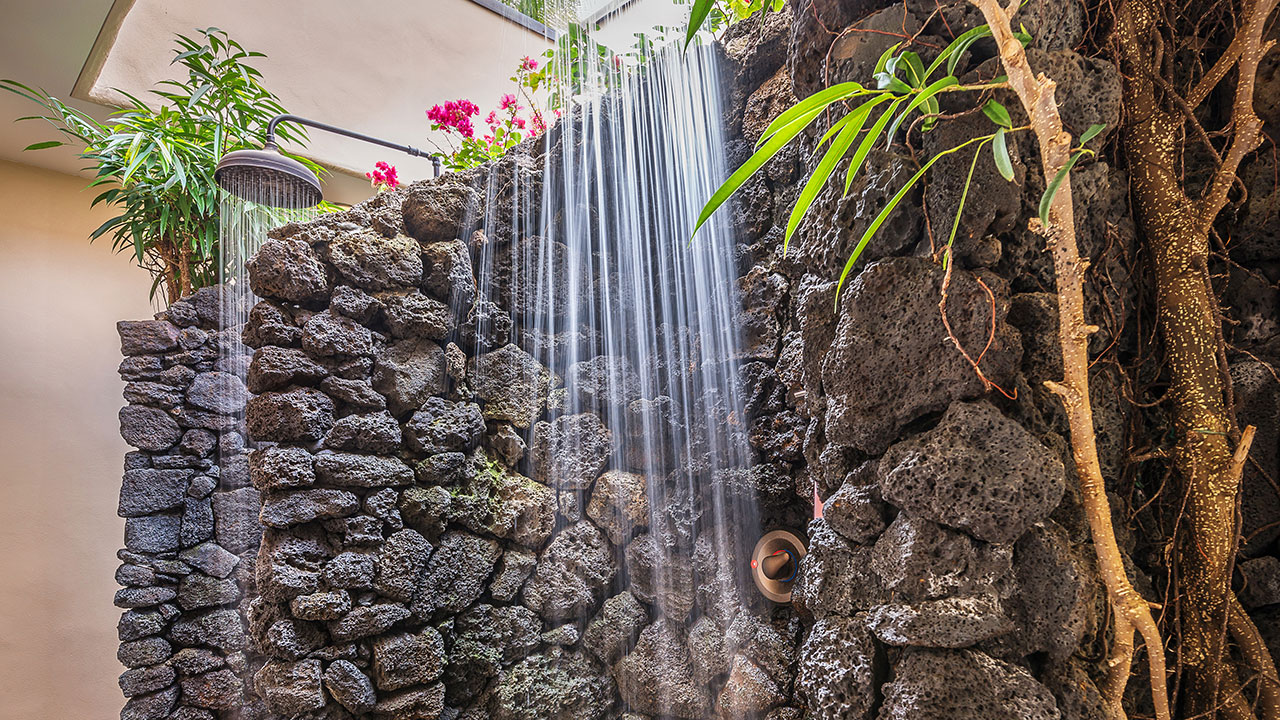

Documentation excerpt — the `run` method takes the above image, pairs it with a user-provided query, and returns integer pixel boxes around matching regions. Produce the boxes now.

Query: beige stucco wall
[0,158,155,720]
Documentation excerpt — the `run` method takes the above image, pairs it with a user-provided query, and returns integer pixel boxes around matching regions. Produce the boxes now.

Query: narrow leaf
[886,75,957,144]
[1078,122,1106,146]
[843,96,903,196]
[784,114,865,253]
[684,0,714,49]
[992,128,1013,181]
[694,104,827,237]
[982,99,1012,128]
[23,140,63,150]
[755,81,864,149]
[1038,150,1084,226]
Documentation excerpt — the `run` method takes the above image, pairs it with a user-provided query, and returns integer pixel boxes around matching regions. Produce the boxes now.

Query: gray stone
[990,520,1090,661]
[176,573,240,610]
[422,238,475,305]
[247,346,328,393]
[792,520,887,619]
[320,376,386,411]
[119,320,181,355]
[795,616,879,720]
[616,620,710,719]
[120,685,177,720]
[822,258,1021,454]
[375,528,432,602]
[118,636,173,667]
[565,355,642,410]
[180,496,215,547]
[115,563,156,587]
[178,543,239,579]
[120,405,182,451]
[879,648,1061,720]
[490,649,615,720]
[488,548,537,602]
[302,310,374,358]
[719,655,784,717]
[259,488,359,528]
[530,413,613,491]
[583,591,649,664]
[373,337,447,416]
[542,624,580,646]
[402,177,478,243]
[249,445,315,491]
[180,429,217,457]
[626,531,695,620]
[823,480,887,544]
[871,514,1012,602]
[868,594,1015,648]
[489,422,527,466]
[263,616,327,659]
[378,288,454,339]
[118,609,165,641]
[118,469,190,517]
[879,402,1065,543]
[399,485,451,538]
[118,665,175,697]
[413,530,501,616]
[242,300,302,348]
[324,551,376,589]
[326,230,423,291]
[212,487,262,554]
[247,238,330,305]
[586,469,649,545]
[471,344,551,428]
[328,602,412,642]
[324,659,377,714]
[254,659,326,716]
[186,372,249,415]
[169,648,224,675]
[290,590,352,621]
[169,608,246,652]
[114,587,176,609]
[180,668,243,710]
[404,397,485,453]
[246,387,334,443]
[372,627,446,690]
[325,411,401,453]
[124,515,181,554]
[523,522,617,621]
[374,684,446,718]
[314,452,413,488]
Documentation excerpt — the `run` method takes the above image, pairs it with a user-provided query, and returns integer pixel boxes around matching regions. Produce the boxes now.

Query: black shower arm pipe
[265,114,442,176]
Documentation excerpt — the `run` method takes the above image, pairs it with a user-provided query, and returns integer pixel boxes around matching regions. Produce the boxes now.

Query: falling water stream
[475,41,766,716]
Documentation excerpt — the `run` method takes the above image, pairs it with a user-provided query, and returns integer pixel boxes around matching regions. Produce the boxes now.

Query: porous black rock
[794,616,880,720]
[325,230,423,291]
[247,238,330,305]
[821,258,1021,454]
[522,521,617,621]
[246,387,334,443]
[879,648,1061,720]
[323,660,377,714]
[402,178,478,243]
[879,401,1064,543]
[490,649,615,720]
[530,413,613,491]
[412,530,501,616]
[373,337,447,416]
[119,405,183,452]
[470,343,551,428]
[404,397,485,454]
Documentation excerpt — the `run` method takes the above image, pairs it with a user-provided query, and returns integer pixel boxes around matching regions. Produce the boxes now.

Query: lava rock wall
[115,287,262,720]
[110,1,1280,718]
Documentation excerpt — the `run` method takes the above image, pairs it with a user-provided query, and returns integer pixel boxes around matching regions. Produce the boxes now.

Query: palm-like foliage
[2,28,322,303]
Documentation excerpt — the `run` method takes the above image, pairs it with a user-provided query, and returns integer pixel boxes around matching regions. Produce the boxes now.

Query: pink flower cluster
[520,56,538,71]
[366,161,399,189]
[426,99,481,138]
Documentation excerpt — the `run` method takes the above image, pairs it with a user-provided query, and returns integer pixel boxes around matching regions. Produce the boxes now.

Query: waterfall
[475,40,766,716]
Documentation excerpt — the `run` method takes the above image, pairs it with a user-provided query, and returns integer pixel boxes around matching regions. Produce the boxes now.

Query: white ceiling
[1,0,554,204]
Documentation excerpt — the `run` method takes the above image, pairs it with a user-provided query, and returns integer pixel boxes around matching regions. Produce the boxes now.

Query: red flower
[521,56,538,71]
[366,160,400,189]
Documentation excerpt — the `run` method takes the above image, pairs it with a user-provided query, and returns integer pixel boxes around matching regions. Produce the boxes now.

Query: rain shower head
[215,113,437,208]
[215,143,322,208]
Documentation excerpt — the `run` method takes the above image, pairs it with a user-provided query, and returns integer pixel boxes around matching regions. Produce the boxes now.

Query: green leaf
[1038,150,1085,226]
[843,96,903,196]
[886,75,957,144]
[992,127,1013,181]
[1078,122,1106,146]
[982,99,1012,128]
[684,0,714,49]
[754,81,864,149]
[923,24,992,78]
[835,134,988,306]
[784,111,867,253]
[873,43,901,76]
[900,52,927,88]
[23,140,63,150]
[693,104,828,238]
